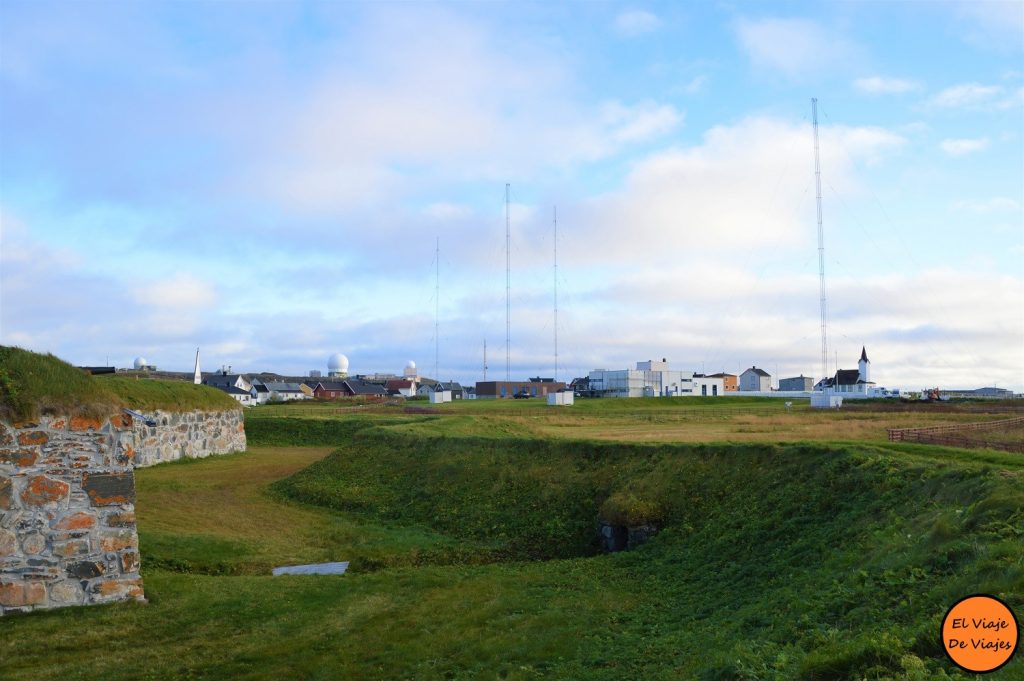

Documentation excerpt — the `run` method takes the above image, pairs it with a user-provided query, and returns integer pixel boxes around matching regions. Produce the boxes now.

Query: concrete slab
[272,561,349,576]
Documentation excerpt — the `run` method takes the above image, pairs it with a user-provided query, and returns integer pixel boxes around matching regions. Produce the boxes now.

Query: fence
[888,416,1024,453]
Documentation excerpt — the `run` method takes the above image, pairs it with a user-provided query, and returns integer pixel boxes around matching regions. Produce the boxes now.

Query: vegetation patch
[0,346,122,421]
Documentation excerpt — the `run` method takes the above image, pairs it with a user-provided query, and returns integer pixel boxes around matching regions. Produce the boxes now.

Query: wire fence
[888,417,1024,453]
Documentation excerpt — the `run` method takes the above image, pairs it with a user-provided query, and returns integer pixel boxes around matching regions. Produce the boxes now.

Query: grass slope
[2,409,1022,680]
[272,432,1023,678]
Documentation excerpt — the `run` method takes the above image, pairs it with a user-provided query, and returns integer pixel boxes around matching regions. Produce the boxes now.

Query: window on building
[701,385,707,396]
[713,385,718,396]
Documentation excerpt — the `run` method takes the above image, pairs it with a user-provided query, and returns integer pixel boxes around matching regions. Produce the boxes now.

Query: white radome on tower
[133,357,147,370]
[327,353,349,377]
[406,360,416,370]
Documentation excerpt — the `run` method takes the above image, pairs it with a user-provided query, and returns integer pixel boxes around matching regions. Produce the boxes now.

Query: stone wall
[0,415,143,615]
[0,408,245,615]
[131,409,245,468]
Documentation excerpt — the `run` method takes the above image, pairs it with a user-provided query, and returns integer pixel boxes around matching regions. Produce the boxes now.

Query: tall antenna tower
[483,339,487,381]
[435,236,440,381]
[812,98,829,385]
[553,206,558,382]
[505,183,511,383]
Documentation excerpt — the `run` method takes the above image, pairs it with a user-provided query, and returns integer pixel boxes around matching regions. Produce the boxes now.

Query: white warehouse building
[588,360,724,398]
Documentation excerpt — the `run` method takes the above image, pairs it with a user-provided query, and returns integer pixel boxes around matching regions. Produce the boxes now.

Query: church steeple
[858,346,870,383]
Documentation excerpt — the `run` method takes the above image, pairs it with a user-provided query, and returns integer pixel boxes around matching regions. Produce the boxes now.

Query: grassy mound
[0,346,238,420]
[0,346,122,421]
[274,432,1023,678]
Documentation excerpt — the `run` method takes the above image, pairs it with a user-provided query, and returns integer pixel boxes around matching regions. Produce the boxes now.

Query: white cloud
[614,10,662,37]
[133,273,216,309]
[853,76,921,94]
[939,137,990,156]
[682,75,708,95]
[602,100,683,145]
[567,117,905,263]
[220,9,682,216]
[952,0,1024,51]
[951,197,1021,213]
[928,82,1004,108]
[735,17,858,79]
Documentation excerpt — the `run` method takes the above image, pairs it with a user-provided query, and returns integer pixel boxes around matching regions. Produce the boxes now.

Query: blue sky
[2,0,1022,391]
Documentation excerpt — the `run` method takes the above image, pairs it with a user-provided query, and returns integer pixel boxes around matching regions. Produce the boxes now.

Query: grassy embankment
[3,407,1022,680]
[0,346,238,421]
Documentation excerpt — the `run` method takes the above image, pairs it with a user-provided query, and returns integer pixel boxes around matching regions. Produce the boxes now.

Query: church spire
[860,346,869,363]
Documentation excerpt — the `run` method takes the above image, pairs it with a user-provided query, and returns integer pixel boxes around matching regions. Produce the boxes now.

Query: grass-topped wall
[0,346,239,421]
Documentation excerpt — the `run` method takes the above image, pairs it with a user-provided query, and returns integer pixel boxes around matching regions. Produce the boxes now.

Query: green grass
[99,375,238,413]
[0,345,122,421]
[0,346,237,420]
[2,403,1023,679]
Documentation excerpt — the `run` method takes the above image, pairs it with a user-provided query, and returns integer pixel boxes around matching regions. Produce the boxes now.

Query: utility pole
[812,98,829,388]
[483,339,487,381]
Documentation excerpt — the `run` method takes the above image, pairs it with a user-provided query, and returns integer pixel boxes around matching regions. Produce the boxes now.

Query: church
[817,347,875,395]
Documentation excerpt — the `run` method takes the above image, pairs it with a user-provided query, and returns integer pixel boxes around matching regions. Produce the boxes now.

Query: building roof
[384,379,414,390]
[743,367,771,377]
[344,380,388,396]
[313,381,349,392]
[709,372,736,378]
[204,374,247,387]
[221,386,251,396]
[860,346,870,363]
[253,384,270,393]
[264,382,304,392]
[438,381,463,391]
[833,369,863,386]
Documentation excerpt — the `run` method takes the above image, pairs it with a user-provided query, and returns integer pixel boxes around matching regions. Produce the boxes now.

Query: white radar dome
[133,357,147,370]
[406,360,416,370]
[327,353,349,373]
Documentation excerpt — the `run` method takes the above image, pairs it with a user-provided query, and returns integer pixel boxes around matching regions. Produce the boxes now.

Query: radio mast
[505,183,511,382]
[812,98,829,385]
[553,206,559,382]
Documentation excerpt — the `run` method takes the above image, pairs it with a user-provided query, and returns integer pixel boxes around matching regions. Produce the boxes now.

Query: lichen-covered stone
[0,581,46,607]
[21,533,46,554]
[0,448,38,467]
[66,560,105,579]
[54,512,96,531]
[17,431,49,446]
[82,473,134,506]
[20,475,70,506]
[0,529,17,557]
[69,416,105,432]
[0,478,11,509]
[49,580,83,604]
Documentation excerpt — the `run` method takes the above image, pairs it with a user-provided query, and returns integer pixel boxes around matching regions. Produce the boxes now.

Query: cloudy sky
[1,1,1022,391]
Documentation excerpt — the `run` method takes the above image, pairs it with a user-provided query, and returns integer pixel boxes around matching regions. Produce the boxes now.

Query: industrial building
[586,360,724,398]
[475,380,566,399]
[779,375,813,391]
